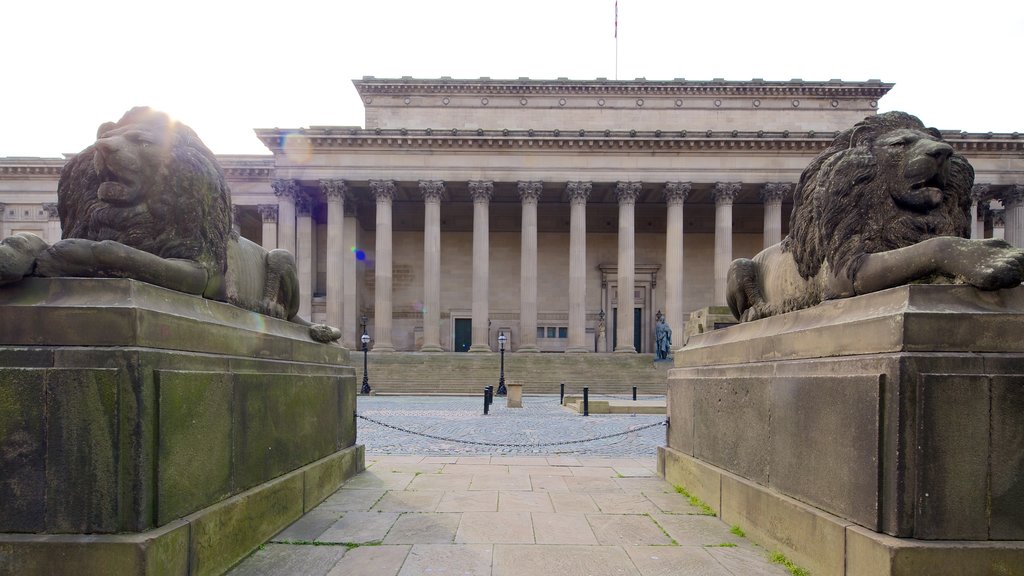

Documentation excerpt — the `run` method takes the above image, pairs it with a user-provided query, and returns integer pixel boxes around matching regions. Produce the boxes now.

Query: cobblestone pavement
[357,394,667,457]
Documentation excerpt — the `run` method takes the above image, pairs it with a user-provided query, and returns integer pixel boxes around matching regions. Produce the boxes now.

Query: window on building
[558,327,568,338]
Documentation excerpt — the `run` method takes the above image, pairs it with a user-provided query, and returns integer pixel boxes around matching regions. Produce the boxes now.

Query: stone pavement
[354,394,668,456]
[228,455,790,576]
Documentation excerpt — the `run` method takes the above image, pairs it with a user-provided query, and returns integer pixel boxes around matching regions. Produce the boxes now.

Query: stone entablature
[353,77,893,133]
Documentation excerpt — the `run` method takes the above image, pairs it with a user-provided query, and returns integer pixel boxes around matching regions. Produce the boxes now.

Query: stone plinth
[506,383,523,408]
[0,278,364,575]
[661,285,1024,576]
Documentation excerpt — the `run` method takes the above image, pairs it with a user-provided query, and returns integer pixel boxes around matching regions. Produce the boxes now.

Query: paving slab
[318,489,387,513]
[407,473,472,491]
[529,475,570,492]
[550,492,600,513]
[614,478,675,494]
[588,514,675,546]
[705,545,791,576]
[493,544,641,576]
[455,511,534,543]
[498,491,554,512]
[383,513,461,544]
[326,545,410,576]
[532,512,599,545]
[564,476,624,493]
[468,473,532,491]
[591,493,662,514]
[398,544,492,576]
[623,545,735,576]
[643,490,703,514]
[340,470,415,491]
[226,543,346,576]
[372,490,444,512]
[273,508,341,542]
[436,490,499,512]
[652,514,747,548]
[317,511,399,544]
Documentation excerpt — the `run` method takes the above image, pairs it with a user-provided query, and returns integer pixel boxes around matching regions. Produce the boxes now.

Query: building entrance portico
[601,264,660,353]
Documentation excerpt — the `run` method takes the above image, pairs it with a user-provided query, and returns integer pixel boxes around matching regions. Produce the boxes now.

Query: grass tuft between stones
[769,551,810,576]
[730,524,745,538]
[672,484,716,516]
[704,543,738,548]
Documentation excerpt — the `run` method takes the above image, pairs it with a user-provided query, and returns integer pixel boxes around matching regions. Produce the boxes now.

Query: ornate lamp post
[360,315,371,395]
[496,332,507,396]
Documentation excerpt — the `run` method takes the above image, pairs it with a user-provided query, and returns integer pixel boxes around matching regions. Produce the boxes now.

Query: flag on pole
[615,0,618,38]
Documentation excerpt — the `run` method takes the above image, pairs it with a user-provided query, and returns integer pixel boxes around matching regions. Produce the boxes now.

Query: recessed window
[558,327,568,339]
[547,327,556,338]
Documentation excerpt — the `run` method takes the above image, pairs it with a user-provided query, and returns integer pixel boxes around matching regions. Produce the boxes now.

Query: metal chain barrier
[591,392,666,401]
[356,413,666,449]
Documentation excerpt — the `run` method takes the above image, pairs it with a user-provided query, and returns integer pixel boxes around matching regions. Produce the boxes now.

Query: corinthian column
[518,181,543,353]
[566,181,592,353]
[1002,185,1024,248]
[370,180,396,352]
[663,182,690,341]
[257,204,278,250]
[615,182,642,353]
[342,202,358,349]
[713,182,741,306]
[970,184,989,239]
[320,179,346,330]
[760,182,790,248]
[420,180,446,352]
[271,179,298,255]
[295,193,314,319]
[468,181,494,352]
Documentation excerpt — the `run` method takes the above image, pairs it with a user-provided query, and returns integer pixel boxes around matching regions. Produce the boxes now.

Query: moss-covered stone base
[659,447,1024,576]
[0,445,364,576]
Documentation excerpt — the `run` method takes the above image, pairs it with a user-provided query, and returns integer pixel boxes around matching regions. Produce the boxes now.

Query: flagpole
[614,0,618,80]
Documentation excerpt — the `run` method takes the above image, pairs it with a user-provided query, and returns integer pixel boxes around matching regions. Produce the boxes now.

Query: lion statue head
[783,111,974,284]
[57,107,232,277]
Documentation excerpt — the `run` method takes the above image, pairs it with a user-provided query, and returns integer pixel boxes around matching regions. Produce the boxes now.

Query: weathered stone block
[770,374,882,530]
[720,471,850,576]
[658,446,721,513]
[188,471,304,576]
[693,377,769,484]
[232,374,340,491]
[0,369,46,532]
[845,525,1024,576]
[45,368,120,533]
[303,445,366,511]
[915,373,989,540]
[989,375,1024,540]
[665,373,693,454]
[157,370,234,525]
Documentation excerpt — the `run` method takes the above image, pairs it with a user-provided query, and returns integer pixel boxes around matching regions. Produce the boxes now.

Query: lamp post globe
[496,332,507,396]
[360,332,371,395]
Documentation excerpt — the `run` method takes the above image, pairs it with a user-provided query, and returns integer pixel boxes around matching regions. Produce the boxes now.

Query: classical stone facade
[2,78,1023,352]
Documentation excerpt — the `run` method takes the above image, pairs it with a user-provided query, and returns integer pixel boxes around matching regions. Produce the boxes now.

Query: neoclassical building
[2,77,1022,353]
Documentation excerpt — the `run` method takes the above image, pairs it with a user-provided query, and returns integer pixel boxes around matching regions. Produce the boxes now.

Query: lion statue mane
[727,111,1024,322]
[0,107,340,342]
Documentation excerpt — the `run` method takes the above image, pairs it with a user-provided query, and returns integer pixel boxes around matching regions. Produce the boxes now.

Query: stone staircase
[354,352,672,395]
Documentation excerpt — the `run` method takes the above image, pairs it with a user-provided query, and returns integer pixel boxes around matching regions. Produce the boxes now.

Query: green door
[454,318,472,352]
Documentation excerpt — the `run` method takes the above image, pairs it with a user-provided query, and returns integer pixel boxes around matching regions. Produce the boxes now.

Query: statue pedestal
[0,278,364,575]
[662,284,1024,576]
[506,383,523,408]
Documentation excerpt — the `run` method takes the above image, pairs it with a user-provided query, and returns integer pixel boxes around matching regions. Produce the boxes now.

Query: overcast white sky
[3,0,1021,157]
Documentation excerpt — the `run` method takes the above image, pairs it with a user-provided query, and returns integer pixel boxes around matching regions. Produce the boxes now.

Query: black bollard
[484,387,490,415]
[486,386,494,407]
[633,386,637,401]
[583,386,589,417]
[560,382,565,404]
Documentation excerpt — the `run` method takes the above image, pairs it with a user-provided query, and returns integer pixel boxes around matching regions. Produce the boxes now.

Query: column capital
[295,193,313,216]
[992,208,1006,227]
[271,178,300,200]
[320,179,348,201]
[616,181,643,205]
[760,182,792,204]
[1000,184,1024,208]
[369,179,396,202]
[518,181,543,204]
[419,180,447,202]
[566,181,592,205]
[257,204,278,223]
[713,182,742,204]
[468,180,494,203]
[971,184,990,201]
[42,202,60,220]
[663,182,691,205]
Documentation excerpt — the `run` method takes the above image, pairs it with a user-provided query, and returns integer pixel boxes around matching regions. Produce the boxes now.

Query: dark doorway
[454,319,472,352]
[611,307,644,351]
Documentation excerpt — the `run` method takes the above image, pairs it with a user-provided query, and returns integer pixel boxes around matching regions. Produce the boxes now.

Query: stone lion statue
[728,111,1024,322]
[0,107,340,342]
